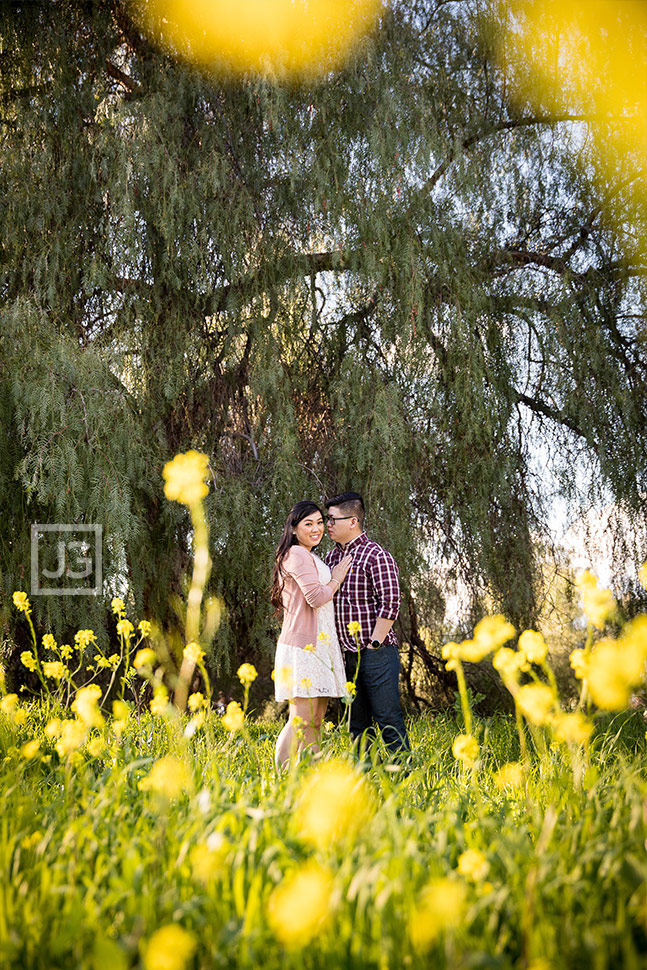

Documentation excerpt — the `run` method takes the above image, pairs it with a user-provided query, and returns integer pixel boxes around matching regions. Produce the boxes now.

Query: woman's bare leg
[275,696,328,770]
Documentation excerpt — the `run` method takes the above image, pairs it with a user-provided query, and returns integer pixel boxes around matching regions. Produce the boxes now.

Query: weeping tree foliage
[1,0,645,703]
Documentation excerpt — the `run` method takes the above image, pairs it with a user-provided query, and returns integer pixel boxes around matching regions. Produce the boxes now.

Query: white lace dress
[274,554,349,701]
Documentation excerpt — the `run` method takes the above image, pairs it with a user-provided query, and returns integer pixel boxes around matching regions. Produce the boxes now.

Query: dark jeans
[344,643,410,757]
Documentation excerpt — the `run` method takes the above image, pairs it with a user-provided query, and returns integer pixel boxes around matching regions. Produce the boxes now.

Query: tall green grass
[1,708,645,970]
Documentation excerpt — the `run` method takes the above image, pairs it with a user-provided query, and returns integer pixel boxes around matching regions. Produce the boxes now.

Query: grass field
[1,702,645,970]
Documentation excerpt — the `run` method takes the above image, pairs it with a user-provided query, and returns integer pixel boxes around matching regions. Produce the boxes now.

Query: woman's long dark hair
[270,501,325,613]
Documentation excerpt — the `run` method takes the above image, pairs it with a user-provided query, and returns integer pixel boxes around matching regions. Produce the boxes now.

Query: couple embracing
[270,491,410,769]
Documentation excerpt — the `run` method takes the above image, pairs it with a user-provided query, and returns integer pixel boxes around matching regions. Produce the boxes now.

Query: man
[324,491,410,757]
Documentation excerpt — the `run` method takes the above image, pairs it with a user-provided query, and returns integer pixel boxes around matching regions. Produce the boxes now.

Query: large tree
[1,0,645,702]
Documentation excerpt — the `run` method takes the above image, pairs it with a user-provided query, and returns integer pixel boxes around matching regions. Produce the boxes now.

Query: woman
[271,500,352,770]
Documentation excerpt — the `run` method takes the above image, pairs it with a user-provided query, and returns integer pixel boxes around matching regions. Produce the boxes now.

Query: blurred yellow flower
[43,661,67,680]
[163,450,209,507]
[457,848,489,881]
[42,633,56,652]
[20,739,41,760]
[112,700,130,721]
[189,836,229,883]
[303,643,315,652]
[188,692,205,712]
[139,756,192,800]
[494,761,524,789]
[12,591,30,613]
[296,759,375,850]
[347,621,361,635]
[452,733,479,766]
[586,630,647,711]
[21,831,42,851]
[86,735,106,758]
[267,862,333,948]
[55,720,87,757]
[138,0,383,79]
[183,641,205,664]
[409,878,466,950]
[72,685,104,729]
[221,700,244,732]
[575,570,615,629]
[518,630,548,665]
[138,620,153,637]
[116,619,134,638]
[13,709,28,727]
[0,694,18,715]
[44,718,64,739]
[20,651,37,672]
[111,597,125,616]
[552,711,593,746]
[299,677,313,690]
[237,662,257,685]
[459,614,515,662]
[134,648,157,669]
[143,924,196,970]
[345,681,357,697]
[639,561,647,590]
[493,647,529,683]
[150,687,170,716]
[569,648,588,680]
[515,683,556,725]
[273,665,292,686]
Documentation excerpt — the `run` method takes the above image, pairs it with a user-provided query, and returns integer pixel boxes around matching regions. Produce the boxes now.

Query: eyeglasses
[326,515,355,524]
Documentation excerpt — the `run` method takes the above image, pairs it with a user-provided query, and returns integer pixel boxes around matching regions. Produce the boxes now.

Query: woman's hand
[331,554,353,587]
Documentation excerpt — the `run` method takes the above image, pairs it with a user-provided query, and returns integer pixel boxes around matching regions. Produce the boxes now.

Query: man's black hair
[325,491,365,529]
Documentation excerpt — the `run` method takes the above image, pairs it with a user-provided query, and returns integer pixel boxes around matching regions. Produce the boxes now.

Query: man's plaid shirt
[325,532,401,653]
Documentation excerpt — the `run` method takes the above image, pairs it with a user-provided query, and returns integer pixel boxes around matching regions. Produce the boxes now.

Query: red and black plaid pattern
[325,533,400,653]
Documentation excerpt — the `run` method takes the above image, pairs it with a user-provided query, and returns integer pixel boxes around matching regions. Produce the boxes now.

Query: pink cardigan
[278,545,335,649]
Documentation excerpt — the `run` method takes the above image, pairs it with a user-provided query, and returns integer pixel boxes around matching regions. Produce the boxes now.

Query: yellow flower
[188,692,205,712]
[138,0,382,79]
[569,648,588,679]
[575,570,615,629]
[267,862,333,948]
[150,687,170,716]
[221,700,244,732]
[94,654,112,669]
[72,685,104,729]
[44,718,64,739]
[20,739,41,760]
[273,665,292,686]
[138,620,152,637]
[409,878,466,950]
[143,924,196,970]
[457,848,489,881]
[586,631,647,711]
[183,641,205,664]
[303,643,315,653]
[299,677,313,690]
[452,734,479,766]
[20,651,37,672]
[116,619,134,638]
[86,735,106,758]
[55,720,87,756]
[112,700,130,721]
[551,711,594,746]
[515,683,556,726]
[494,762,524,789]
[518,629,548,665]
[134,648,157,669]
[347,621,361,635]
[460,614,516,661]
[189,835,229,883]
[13,709,28,727]
[111,597,125,616]
[0,694,18,715]
[345,681,357,697]
[324,720,334,733]
[295,759,375,850]
[12,591,30,613]
[139,756,192,800]
[492,647,529,683]
[639,561,647,590]
[163,450,209,507]
[43,661,67,680]
[21,831,42,851]
[74,629,96,649]
[60,643,72,660]
[317,631,331,643]
[442,641,461,671]
[237,662,257,685]
[42,634,57,652]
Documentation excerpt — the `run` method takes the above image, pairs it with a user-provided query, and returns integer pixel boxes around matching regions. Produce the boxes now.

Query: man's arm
[368,549,400,644]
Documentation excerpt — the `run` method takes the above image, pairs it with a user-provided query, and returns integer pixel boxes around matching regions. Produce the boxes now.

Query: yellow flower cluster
[43,661,68,680]
[74,629,97,650]
[575,570,616,629]
[221,700,244,732]
[139,755,192,801]
[452,733,479,767]
[409,878,466,950]
[457,848,489,882]
[237,663,257,685]
[12,591,30,614]
[295,759,375,850]
[267,862,333,948]
[134,648,157,669]
[72,685,104,729]
[20,651,37,672]
[183,641,205,664]
[443,614,516,668]
[163,450,210,507]
[144,924,196,970]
